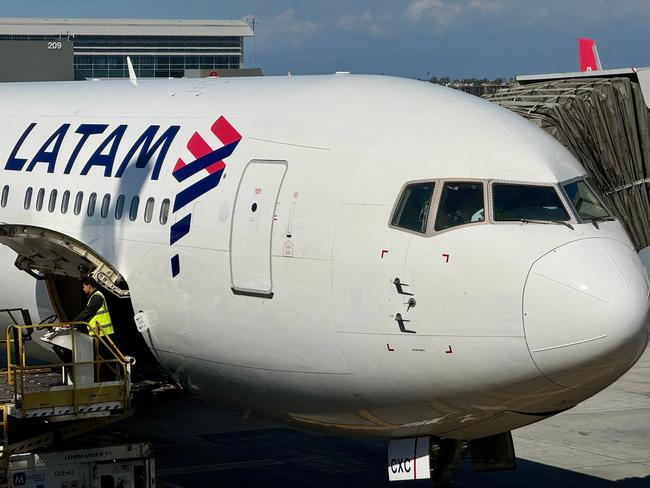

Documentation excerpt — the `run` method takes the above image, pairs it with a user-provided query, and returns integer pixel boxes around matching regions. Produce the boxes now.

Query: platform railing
[3,323,132,416]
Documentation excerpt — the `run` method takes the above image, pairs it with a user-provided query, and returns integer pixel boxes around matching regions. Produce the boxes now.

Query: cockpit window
[562,179,609,220]
[391,182,435,233]
[493,183,570,221]
[435,182,484,231]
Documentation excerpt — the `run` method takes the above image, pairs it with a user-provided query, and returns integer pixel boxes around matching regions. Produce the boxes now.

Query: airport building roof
[0,18,254,37]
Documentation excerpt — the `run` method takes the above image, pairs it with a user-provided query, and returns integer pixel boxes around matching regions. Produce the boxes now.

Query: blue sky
[3,0,650,79]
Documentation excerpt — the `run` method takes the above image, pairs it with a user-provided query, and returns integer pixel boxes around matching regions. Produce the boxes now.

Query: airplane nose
[523,238,650,389]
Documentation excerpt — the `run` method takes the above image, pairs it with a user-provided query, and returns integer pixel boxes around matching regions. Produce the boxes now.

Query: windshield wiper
[519,219,574,230]
[590,215,615,228]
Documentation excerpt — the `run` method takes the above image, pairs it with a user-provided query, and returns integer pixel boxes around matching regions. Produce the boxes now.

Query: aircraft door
[230,160,287,298]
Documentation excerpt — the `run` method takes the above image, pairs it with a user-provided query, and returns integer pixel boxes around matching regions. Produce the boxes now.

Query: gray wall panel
[0,40,73,81]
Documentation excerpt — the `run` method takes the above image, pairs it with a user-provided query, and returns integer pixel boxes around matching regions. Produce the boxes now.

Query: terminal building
[0,17,257,82]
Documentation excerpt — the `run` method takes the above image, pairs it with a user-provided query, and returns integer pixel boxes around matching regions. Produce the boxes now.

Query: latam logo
[3,117,242,279]
[168,116,242,277]
[4,123,180,180]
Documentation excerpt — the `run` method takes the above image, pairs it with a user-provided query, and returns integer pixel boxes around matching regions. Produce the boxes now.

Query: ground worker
[73,274,114,337]
[50,275,115,382]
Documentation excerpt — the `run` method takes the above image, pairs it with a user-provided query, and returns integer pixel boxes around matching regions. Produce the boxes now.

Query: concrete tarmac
[111,346,650,487]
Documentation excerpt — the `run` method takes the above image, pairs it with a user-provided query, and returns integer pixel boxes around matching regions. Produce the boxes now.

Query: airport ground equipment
[7,442,154,488]
[485,73,650,252]
[0,319,134,485]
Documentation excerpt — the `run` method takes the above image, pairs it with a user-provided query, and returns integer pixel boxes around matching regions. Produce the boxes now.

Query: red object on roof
[578,38,602,72]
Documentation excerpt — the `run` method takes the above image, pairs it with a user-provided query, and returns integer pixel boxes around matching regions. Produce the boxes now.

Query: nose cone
[524,238,650,389]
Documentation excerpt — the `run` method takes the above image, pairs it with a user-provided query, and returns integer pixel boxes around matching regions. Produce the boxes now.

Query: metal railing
[0,309,32,329]
[3,322,132,416]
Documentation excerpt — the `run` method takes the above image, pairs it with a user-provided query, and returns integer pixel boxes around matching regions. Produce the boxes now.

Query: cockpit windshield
[562,179,610,221]
[391,182,435,233]
[493,183,570,222]
[435,182,484,231]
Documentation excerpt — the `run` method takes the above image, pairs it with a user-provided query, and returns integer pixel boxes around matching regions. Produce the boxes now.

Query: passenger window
[391,182,435,233]
[74,191,84,216]
[24,187,33,210]
[159,198,170,225]
[101,194,111,218]
[435,182,485,231]
[562,179,609,220]
[129,196,140,222]
[87,192,97,217]
[48,189,57,213]
[61,190,70,214]
[35,188,45,211]
[1,185,8,208]
[144,197,155,223]
[493,183,569,221]
[115,195,125,220]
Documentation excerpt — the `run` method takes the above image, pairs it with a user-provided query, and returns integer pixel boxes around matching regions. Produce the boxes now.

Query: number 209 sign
[387,437,430,481]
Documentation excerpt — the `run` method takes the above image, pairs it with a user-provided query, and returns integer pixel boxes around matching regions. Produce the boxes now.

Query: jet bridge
[0,312,134,484]
[484,68,650,254]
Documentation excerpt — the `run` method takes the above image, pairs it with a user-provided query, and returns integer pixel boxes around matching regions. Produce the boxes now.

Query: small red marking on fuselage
[381,249,389,258]
[387,343,395,352]
[442,253,450,263]
[173,158,186,172]
[445,345,453,354]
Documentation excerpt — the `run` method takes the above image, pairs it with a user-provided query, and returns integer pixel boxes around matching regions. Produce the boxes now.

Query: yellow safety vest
[88,290,114,336]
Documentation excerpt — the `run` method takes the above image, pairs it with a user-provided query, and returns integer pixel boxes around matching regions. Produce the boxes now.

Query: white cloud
[405,0,463,24]
[414,0,650,26]
[467,0,509,14]
[404,0,510,28]
[335,11,393,36]
[251,10,320,49]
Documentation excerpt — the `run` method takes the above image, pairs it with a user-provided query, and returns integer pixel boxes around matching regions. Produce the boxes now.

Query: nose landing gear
[388,432,516,486]
[429,438,463,487]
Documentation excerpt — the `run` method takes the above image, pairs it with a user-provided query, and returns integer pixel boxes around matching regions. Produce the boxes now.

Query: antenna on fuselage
[127,56,138,86]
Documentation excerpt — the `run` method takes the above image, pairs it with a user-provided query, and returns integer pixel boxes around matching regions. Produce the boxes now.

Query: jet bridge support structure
[0,318,134,486]
[484,73,650,252]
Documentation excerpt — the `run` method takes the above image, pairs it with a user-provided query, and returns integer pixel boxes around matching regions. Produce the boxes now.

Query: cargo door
[230,160,287,298]
[0,225,128,298]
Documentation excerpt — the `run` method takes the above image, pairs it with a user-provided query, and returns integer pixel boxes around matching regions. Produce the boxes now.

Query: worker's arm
[73,294,103,324]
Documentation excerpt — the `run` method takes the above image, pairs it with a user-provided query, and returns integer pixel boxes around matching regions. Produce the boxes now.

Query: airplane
[0,73,648,484]
[579,37,602,71]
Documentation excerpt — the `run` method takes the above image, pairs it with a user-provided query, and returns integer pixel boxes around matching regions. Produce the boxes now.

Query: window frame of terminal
[559,176,612,223]
[389,178,490,236]
[488,180,575,225]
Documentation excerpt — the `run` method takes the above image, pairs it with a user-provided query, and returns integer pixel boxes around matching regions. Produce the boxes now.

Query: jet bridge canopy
[0,225,129,298]
[485,72,650,251]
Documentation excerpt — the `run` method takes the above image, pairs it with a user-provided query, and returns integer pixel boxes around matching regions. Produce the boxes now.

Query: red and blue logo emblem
[169,116,242,277]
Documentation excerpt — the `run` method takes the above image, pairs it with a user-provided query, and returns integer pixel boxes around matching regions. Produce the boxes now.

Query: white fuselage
[0,74,647,439]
